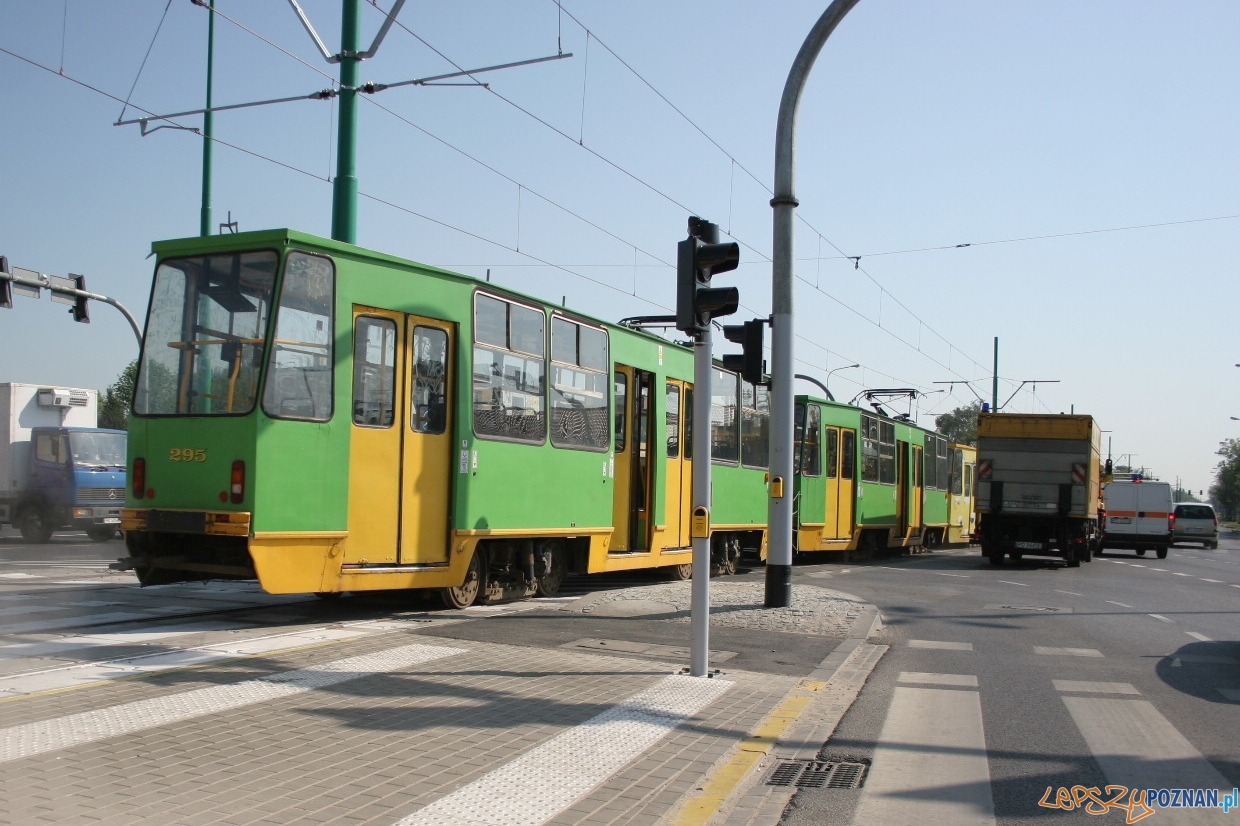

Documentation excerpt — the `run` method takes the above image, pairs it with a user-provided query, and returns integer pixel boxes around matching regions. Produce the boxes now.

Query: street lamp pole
[825,363,859,400]
[767,0,862,609]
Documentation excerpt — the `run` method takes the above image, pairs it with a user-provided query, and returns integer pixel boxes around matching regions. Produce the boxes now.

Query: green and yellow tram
[792,395,953,557]
[120,229,769,606]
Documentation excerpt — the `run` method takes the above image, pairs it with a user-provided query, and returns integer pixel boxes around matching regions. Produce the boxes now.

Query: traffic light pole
[0,265,142,346]
[689,325,714,677]
[767,0,861,608]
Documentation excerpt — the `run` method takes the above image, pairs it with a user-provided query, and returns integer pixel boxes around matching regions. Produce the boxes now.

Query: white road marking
[1054,590,1083,596]
[1185,631,1211,642]
[909,640,974,651]
[1033,647,1103,658]
[1148,614,1172,623]
[850,686,994,826]
[899,672,978,687]
[1063,697,1233,824]
[0,620,239,660]
[1052,680,1139,695]
[0,643,465,763]
[1199,578,1222,583]
[391,673,732,826]
[1106,601,1133,608]
[997,580,1029,587]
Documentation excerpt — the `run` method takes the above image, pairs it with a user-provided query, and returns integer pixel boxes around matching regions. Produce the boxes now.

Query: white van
[1100,480,1173,558]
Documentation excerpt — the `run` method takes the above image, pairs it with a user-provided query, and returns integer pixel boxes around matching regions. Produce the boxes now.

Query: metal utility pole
[767,0,861,608]
[992,336,999,412]
[200,1,216,237]
[332,0,362,243]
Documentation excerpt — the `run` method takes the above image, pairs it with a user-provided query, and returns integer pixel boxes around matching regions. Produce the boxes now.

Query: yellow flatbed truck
[975,413,1102,567]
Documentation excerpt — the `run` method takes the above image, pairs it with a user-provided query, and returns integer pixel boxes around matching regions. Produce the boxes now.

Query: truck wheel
[19,508,54,544]
[1156,547,1168,560]
[1135,548,1146,556]
[87,527,118,542]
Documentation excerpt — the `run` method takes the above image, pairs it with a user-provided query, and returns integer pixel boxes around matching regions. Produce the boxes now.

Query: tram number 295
[170,448,208,462]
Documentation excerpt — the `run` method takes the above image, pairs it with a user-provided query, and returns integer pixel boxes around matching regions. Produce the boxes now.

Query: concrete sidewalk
[1,580,885,826]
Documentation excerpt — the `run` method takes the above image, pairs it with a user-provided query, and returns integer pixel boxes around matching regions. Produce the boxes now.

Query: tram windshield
[134,250,278,415]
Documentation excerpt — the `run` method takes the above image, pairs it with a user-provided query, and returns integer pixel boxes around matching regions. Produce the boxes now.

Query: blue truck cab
[1,383,128,543]
[19,426,127,542]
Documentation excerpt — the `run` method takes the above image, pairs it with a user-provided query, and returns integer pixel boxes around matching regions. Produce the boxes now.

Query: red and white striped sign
[977,459,992,480]
[1071,463,1087,484]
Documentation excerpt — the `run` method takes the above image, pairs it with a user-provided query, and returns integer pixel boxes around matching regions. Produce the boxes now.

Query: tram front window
[134,250,278,416]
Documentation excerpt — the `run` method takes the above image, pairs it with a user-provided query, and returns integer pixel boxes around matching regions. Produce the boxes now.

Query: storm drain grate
[766,759,868,789]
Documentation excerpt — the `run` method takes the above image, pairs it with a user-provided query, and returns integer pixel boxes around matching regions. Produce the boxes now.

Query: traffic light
[0,256,11,310]
[722,319,767,386]
[70,274,89,323]
[675,216,739,336]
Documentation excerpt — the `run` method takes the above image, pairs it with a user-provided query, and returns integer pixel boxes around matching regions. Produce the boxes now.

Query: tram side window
[473,294,546,444]
[861,414,880,482]
[666,383,680,458]
[826,428,838,479]
[950,447,963,495]
[878,420,896,484]
[352,317,397,427]
[684,388,693,460]
[411,326,448,434]
[741,382,769,469]
[550,317,610,451]
[262,252,334,422]
[614,373,627,452]
[936,438,949,490]
[710,368,739,464]
[923,435,950,490]
[841,430,856,480]
[795,403,821,476]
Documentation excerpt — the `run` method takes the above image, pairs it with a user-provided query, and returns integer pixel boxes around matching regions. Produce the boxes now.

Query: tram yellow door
[825,427,856,541]
[346,308,453,566]
[664,380,691,548]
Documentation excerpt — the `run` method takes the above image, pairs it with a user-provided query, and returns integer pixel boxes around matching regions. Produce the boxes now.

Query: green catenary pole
[992,336,999,411]
[331,0,361,244]
[200,1,215,236]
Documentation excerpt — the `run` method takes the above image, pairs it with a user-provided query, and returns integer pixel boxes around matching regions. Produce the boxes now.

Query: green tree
[98,359,138,430]
[934,401,982,445]
[1209,437,1240,522]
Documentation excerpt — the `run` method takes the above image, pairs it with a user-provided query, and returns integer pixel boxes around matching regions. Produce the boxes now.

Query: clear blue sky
[2,1,1237,495]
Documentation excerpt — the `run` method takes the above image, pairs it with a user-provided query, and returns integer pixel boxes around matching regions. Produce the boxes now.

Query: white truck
[975,413,1103,567]
[1099,479,1173,559]
[0,383,127,542]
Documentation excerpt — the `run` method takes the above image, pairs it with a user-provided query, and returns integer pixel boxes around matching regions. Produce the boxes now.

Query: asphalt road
[782,531,1240,826]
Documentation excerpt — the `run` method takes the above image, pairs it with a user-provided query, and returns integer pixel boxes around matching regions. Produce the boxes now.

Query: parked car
[1170,502,1219,549]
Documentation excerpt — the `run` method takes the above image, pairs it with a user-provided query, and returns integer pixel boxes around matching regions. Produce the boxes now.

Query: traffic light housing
[0,256,11,310]
[722,319,767,386]
[70,274,89,323]
[675,217,739,336]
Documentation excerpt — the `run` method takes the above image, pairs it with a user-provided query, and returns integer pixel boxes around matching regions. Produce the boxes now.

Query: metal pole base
[764,564,792,608]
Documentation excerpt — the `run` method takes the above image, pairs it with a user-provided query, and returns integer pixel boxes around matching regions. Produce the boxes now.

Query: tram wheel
[668,562,693,581]
[535,544,566,597]
[314,591,343,601]
[441,551,485,609]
